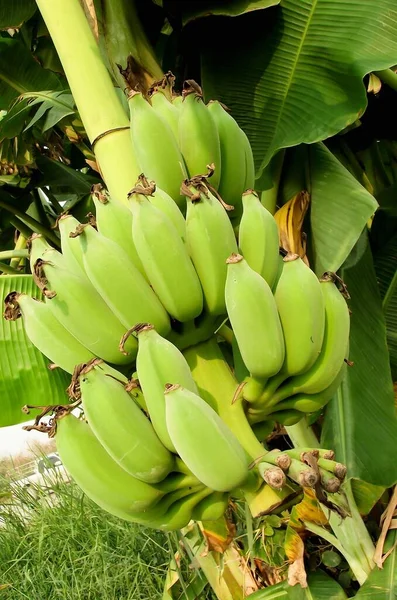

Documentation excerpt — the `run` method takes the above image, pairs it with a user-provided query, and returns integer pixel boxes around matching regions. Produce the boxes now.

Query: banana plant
[0,0,396,598]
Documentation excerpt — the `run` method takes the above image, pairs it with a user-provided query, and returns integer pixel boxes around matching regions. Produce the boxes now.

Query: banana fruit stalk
[79,361,175,483]
[207,100,246,212]
[274,253,325,377]
[179,81,221,188]
[33,249,136,364]
[165,384,250,492]
[225,253,285,400]
[184,177,237,316]
[75,222,171,336]
[129,182,203,322]
[135,324,199,452]
[238,190,280,288]
[183,337,268,463]
[92,184,146,277]
[128,91,187,208]
[4,292,95,373]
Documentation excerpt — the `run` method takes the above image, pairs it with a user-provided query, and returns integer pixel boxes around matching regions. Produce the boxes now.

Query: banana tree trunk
[35,0,140,203]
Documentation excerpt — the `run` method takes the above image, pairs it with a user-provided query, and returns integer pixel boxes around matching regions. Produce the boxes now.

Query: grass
[0,476,214,600]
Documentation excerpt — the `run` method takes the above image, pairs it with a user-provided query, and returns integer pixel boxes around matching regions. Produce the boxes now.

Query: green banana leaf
[35,155,99,193]
[23,91,75,133]
[308,144,378,276]
[0,37,64,111]
[200,0,397,176]
[0,0,36,29]
[321,238,397,486]
[248,570,347,599]
[0,274,69,428]
[0,91,75,141]
[177,0,280,25]
[351,480,386,517]
[374,231,397,380]
[354,531,397,599]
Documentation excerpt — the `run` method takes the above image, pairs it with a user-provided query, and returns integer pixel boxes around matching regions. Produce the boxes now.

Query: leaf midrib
[383,268,397,313]
[260,0,318,167]
[25,91,74,112]
[0,72,27,95]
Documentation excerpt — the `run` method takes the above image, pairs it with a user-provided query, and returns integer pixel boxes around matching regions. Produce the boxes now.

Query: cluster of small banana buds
[3,76,352,530]
[254,448,347,495]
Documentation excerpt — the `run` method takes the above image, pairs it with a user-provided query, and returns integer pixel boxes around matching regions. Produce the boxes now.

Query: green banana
[135,324,199,452]
[79,362,175,483]
[128,91,187,208]
[240,128,255,190]
[58,214,86,274]
[149,185,186,241]
[29,234,61,272]
[238,190,280,288]
[151,90,179,140]
[272,254,284,291]
[4,292,95,373]
[264,410,302,427]
[92,185,146,277]
[109,486,211,531]
[191,491,229,521]
[184,179,237,316]
[58,417,208,530]
[137,174,186,240]
[172,95,183,109]
[271,275,350,402]
[165,384,250,492]
[207,101,246,211]
[179,82,221,188]
[225,253,285,395]
[145,487,211,531]
[270,362,347,414]
[34,249,137,364]
[76,223,170,336]
[274,254,325,377]
[55,412,165,514]
[129,185,203,322]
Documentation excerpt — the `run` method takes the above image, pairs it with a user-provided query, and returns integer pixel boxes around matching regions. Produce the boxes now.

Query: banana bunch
[130,77,254,216]
[3,76,353,532]
[22,323,348,530]
[31,344,253,530]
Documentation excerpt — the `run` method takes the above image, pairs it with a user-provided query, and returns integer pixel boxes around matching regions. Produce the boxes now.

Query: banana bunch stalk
[3,78,352,531]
